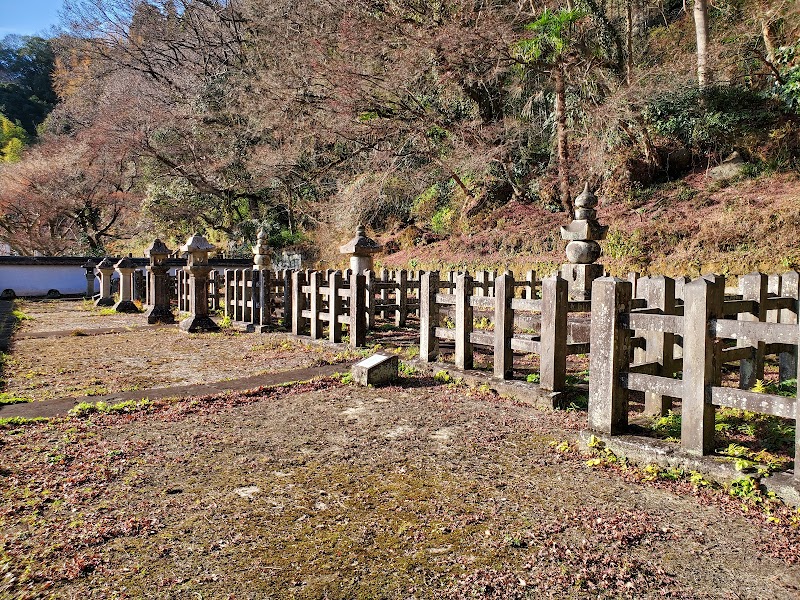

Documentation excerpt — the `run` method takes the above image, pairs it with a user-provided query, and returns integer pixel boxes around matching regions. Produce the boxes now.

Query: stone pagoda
[339,225,382,274]
[252,227,271,271]
[560,183,608,301]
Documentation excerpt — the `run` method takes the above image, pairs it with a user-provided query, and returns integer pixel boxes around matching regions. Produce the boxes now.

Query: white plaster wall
[0,265,100,297]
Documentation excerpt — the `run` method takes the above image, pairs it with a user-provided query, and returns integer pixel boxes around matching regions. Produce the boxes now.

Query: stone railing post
[310,271,323,339]
[420,271,439,362]
[396,269,408,327]
[539,275,568,391]
[179,233,219,333]
[113,257,140,313]
[349,272,366,347]
[681,276,724,455]
[588,277,632,434]
[525,270,537,300]
[329,270,343,343]
[455,272,474,370]
[643,276,676,416]
[365,270,376,329]
[738,272,767,388]
[493,273,514,379]
[94,257,116,307]
[292,270,307,336]
[780,271,799,382]
[145,239,174,324]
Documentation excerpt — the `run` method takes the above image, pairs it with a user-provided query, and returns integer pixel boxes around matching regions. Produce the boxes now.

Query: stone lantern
[82,259,97,299]
[113,257,140,313]
[179,233,219,333]
[252,227,270,271]
[94,257,117,307]
[339,225,382,274]
[145,238,174,324]
[560,183,608,301]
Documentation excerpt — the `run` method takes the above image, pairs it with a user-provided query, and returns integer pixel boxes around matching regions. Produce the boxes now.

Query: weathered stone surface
[351,353,398,386]
[565,240,602,264]
[95,257,117,307]
[179,233,219,333]
[709,150,747,180]
[340,225,382,274]
[146,239,175,324]
[560,183,607,301]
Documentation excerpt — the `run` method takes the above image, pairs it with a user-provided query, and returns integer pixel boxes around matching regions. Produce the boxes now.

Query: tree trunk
[626,0,634,86]
[693,0,710,88]
[554,64,572,216]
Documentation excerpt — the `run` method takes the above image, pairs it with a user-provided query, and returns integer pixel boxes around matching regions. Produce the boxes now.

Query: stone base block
[352,353,398,386]
[145,306,175,324]
[113,300,141,313]
[94,297,115,307]
[560,263,604,301]
[180,315,220,333]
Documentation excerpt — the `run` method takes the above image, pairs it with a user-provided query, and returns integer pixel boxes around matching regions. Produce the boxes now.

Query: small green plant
[97,307,117,316]
[433,370,452,384]
[11,307,32,322]
[526,372,540,384]
[332,371,354,385]
[398,362,418,376]
[0,416,47,428]
[69,399,152,418]
[651,410,682,441]
[474,316,493,331]
[0,392,31,405]
[219,314,233,328]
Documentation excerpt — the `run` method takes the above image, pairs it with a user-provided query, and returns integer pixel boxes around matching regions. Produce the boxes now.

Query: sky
[0,0,64,37]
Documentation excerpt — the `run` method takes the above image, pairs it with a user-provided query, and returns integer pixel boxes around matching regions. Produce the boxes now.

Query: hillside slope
[369,171,800,278]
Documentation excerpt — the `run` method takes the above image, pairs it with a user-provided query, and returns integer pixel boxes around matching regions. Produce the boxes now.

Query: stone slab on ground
[352,353,398,386]
[0,361,352,419]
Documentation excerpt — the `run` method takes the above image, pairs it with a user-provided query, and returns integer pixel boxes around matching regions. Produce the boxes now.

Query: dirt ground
[5,300,351,401]
[2,300,800,598]
[2,378,800,599]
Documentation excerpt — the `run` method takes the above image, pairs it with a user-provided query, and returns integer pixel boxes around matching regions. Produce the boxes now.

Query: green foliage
[651,410,682,441]
[526,372,540,384]
[331,371,356,384]
[0,416,47,428]
[0,112,27,162]
[603,229,643,261]
[433,370,452,384]
[218,314,233,328]
[398,362,418,376]
[0,392,30,405]
[643,85,787,154]
[68,399,152,418]
[773,43,800,113]
[430,206,455,234]
[514,8,587,64]
[0,35,57,135]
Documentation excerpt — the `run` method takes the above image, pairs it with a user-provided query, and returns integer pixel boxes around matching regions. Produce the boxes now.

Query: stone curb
[577,430,800,507]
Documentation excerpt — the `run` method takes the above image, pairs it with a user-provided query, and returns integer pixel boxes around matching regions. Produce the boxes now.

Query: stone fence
[587,272,800,482]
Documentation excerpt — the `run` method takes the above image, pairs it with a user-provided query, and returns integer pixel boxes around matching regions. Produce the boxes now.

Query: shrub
[643,85,788,155]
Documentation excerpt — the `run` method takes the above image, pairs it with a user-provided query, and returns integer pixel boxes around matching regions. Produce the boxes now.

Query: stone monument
[145,238,174,324]
[113,256,141,313]
[339,225,382,274]
[253,227,270,271]
[94,257,117,307]
[560,183,608,301]
[179,233,219,333]
[82,259,97,298]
